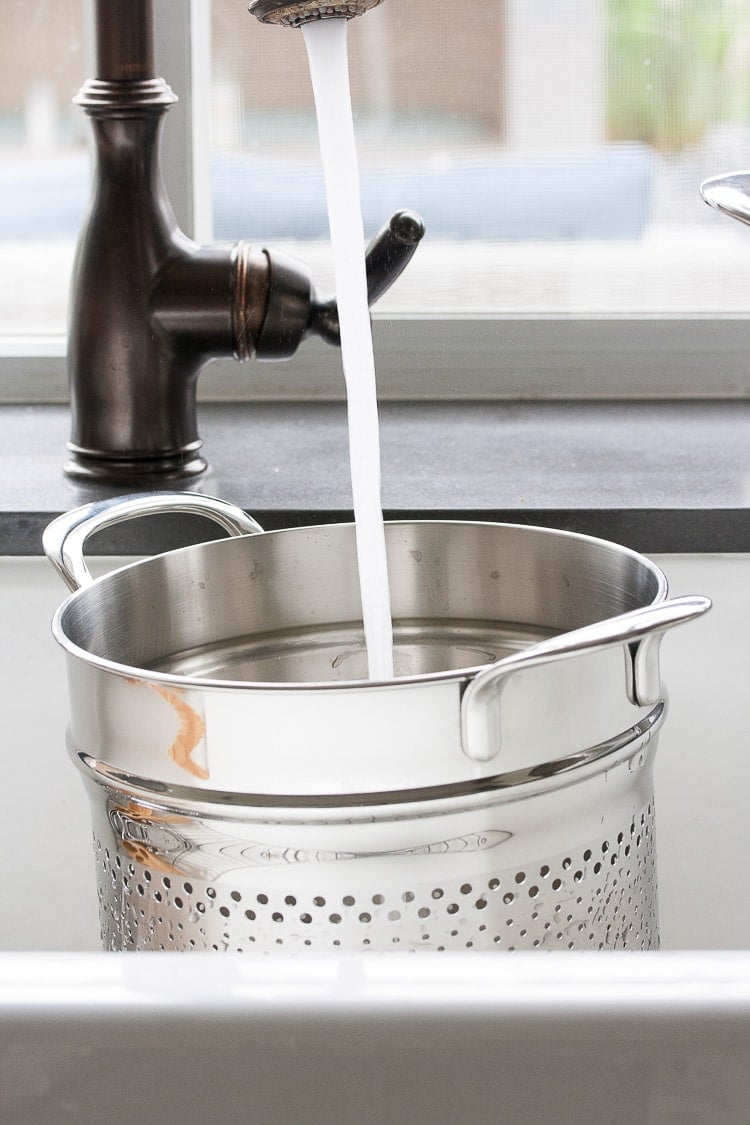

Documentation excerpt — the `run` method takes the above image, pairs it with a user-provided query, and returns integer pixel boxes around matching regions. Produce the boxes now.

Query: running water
[302,18,394,680]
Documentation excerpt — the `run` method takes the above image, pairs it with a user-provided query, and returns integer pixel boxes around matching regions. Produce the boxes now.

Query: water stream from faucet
[302,17,394,680]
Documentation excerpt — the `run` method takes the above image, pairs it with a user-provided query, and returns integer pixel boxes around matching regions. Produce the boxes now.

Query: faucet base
[64,443,208,484]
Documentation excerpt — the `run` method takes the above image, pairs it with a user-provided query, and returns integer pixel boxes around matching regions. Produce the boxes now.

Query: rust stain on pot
[126,676,208,780]
[151,684,208,780]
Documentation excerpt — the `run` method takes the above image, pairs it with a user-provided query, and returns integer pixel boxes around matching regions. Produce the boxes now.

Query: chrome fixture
[700,171,750,227]
[67,0,420,482]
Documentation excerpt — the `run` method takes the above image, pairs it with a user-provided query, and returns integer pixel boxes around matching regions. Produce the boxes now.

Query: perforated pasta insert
[93,803,658,952]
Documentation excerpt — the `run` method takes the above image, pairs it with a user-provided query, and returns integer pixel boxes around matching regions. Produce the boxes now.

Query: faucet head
[249,0,383,27]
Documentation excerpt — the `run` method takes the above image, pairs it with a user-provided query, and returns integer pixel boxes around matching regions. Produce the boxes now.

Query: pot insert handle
[43,491,264,592]
[460,595,711,763]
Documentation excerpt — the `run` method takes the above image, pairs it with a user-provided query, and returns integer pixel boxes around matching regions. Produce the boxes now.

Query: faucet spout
[249,0,384,28]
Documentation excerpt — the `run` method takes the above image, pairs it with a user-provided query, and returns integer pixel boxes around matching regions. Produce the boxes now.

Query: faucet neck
[75,1,174,117]
[94,0,155,82]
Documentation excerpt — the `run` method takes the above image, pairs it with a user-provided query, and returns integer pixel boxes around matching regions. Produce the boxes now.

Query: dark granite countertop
[1,400,748,555]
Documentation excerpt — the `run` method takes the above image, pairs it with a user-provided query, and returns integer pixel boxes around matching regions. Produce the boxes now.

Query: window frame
[2,0,748,405]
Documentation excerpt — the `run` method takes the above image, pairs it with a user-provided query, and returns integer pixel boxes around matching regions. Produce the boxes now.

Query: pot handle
[43,491,264,592]
[460,594,711,763]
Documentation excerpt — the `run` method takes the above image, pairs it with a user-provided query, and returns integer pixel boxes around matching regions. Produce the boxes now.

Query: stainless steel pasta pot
[44,492,710,953]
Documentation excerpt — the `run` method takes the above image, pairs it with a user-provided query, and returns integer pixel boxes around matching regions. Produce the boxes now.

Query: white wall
[0,553,747,952]
[650,554,750,950]
[0,558,99,950]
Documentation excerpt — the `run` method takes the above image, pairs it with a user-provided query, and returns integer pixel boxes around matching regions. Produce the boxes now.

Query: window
[2,0,750,398]
[211,0,750,315]
[0,1,86,339]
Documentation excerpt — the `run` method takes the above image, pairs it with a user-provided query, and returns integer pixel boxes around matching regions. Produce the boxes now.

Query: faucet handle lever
[255,210,424,359]
[363,209,425,306]
[310,209,425,346]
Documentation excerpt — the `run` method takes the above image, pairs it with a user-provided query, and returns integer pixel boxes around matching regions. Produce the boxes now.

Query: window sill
[0,400,747,555]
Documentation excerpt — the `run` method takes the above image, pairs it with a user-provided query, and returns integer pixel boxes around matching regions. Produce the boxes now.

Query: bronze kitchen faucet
[66,0,421,481]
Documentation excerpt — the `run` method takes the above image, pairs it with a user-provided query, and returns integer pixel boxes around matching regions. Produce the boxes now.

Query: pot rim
[51,518,670,694]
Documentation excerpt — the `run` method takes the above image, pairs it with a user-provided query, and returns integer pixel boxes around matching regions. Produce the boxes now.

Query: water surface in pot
[149,621,550,683]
